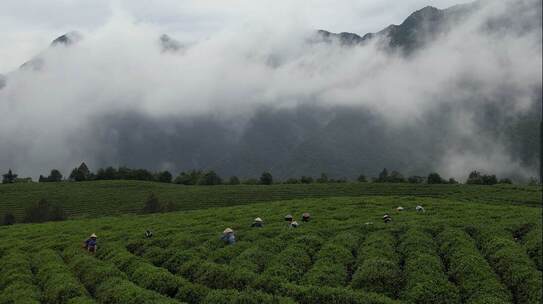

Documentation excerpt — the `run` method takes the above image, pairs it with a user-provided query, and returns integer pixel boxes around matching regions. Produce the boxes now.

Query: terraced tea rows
[0,196,541,303]
[0,181,540,221]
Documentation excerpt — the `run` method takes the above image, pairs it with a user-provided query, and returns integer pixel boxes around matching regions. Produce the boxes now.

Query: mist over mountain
[0,0,540,181]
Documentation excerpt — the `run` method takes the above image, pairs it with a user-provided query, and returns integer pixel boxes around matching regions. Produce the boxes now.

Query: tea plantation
[0,193,541,303]
[0,181,540,221]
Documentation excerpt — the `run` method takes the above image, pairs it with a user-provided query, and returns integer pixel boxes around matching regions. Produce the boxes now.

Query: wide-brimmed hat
[302,212,310,217]
[382,215,389,218]
[223,228,234,234]
[285,214,293,219]
[254,217,263,222]
[90,233,97,238]
[396,206,404,211]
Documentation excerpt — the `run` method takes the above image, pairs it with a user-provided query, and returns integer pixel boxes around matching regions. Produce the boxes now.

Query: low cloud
[0,0,540,181]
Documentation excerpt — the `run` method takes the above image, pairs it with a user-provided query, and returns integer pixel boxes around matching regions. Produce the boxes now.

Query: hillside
[0,195,541,303]
[0,180,540,222]
[0,0,540,181]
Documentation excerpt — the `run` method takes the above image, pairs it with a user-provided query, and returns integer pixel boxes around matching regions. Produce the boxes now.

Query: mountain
[1,0,541,181]
[315,3,477,53]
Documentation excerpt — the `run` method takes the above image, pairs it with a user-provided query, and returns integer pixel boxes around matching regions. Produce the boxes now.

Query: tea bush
[471,227,542,304]
[33,249,89,303]
[351,230,401,297]
[399,228,459,304]
[523,227,542,271]
[0,250,41,304]
[437,229,511,304]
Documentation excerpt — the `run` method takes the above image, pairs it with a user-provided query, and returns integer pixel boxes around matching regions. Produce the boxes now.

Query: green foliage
[437,228,511,304]
[69,163,92,182]
[0,180,540,221]
[523,228,542,271]
[40,169,63,182]
[198,170,222,185]
[357,175,367,182]
[202,289,296,304]
[94,277,177,304]
[399,229,459,304]
[427,172,445,184]
[0,250,41,304]
[471,227,542,304]
[466,170,498,185]
[351,230,400,297]
[2,169,18,184]
[260,172,273,185]
[228,176,240,185]
[23,198,66,223]
[156,171,173,183]
[33,249,88,303]
[142,193,162,214]
[2,211,15,225]
[0,189,540,304]
[375,168,405,183]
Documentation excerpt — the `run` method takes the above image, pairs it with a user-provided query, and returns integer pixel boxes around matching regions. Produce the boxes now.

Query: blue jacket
[85,238,97,247]
[220,233,236,245]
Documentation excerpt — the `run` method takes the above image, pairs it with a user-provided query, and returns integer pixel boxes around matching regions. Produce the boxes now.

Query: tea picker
[251,217,264,228]
[221,228,236,245]
[145,229,153,238]
[83,233,98,254]
[383,214,392,223]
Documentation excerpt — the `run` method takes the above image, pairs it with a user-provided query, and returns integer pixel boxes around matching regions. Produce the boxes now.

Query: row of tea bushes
[351,230,401,297]
[63,247,178,304]
[522,227,543,271]
[399,228,459,304]
[302,232,361,287]
[469,226,542,304]
[0,250,40,304]
[437,229,511,304]
[33,249,93,304]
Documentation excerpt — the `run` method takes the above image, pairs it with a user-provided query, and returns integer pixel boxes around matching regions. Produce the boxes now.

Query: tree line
[1,163,526,186]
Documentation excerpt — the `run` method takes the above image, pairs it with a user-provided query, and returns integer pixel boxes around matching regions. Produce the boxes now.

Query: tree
[48,169,63,182]
[228,176,240,185]
[157,171,173,183]
[174,170,203,185]
[2,169,17,184]
[242,178,259,185]
[408,176,425,184]
[69,168,85,181]
[448,178,459,184]
[466,170,483,185]
[427,173,444,184]
[357,175,367,183]
[23,199,66,223]
[164,201,177,212]
[482,175,498,185]
[96,166,118,180]
[388,171,406,183]
[284,178,299,184]
[199,171,222,185]
[376,168,389,183]
[316,173,329,183]
[260,172,273,185]
[39,175,48,183]
[300,176,314,184]
[142,193,162,214]
[498,178,512,184]
[3,212,15,225]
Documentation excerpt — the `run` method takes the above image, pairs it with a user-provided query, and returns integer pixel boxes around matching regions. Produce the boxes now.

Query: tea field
[0,181,540,221]
[0,194,541,303]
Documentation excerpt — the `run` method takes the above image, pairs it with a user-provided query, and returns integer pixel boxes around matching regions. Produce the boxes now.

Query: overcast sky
[1,0,471,72]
